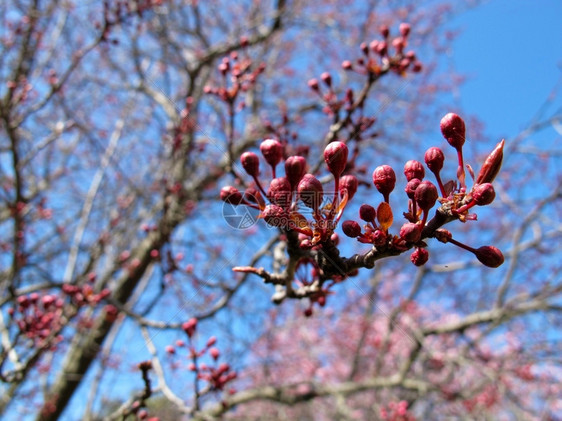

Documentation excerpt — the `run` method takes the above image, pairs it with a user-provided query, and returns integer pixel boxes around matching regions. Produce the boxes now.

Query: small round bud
[262,204,288,228]
[267,177,292,208]
[260,139,284,168]
[414,180,438,211]
[472,183,495,206]
[308,78,319,91]
[220,186,243,205]
[340,175,358,200]
[359,204,376,223]
[240,152,260,177]
[342,60,353,70]
[297,174,323,210]
[342,220,362,238]
[400,222,422,243]
[320,72,332,87]
[404,160,425,181]
[182,318,197,337]
[474,246,504,268]
[380,25,390,38]
[209,348,220,360]
[324,141,348,178]
[392,37,405,54]
[285,156,307,188]
[424,147,445,173]
[399,23,411,37]
[440,113,466,150]
[405,178,421,200]
[410,248,429,266]
[373,165,396,199]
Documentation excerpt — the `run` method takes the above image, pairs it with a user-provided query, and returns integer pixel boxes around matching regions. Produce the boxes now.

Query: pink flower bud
[414,180,438,211]
[405,178,421,200]
[342,220,361,238]
[165,345,175,355]
[359,204,376,223]
[380,25,390,38]
[342,60,353,70]
[324,141,348,178]
[206,336,217,347]
[373,165,396,201]
[399,23,411,37]
[182,318,197,337]
[298,174,323,210]
[260,139,283,168]
[424,147,445,173]
[410,248,429,266]
[267,177,292,208]
[440,113,466,150]
[209,347,220,360]
[474,246,504,268]
[320,72,332,87]
[404,160,425,181]
[262,204,288,228]
[373,229,387,247]
[308,78,319,91]
[472,183,495,206]
[392,37,405,54]
[340,175,358,200]
[220,186,243,205]
[476,139,505,184]
[240,152,260,177]
[400,222,422,243]
[285,156,307,188]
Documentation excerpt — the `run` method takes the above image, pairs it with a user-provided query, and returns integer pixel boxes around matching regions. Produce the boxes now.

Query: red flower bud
[373,229,387,247]
[320,72,332,87]
[404,160,425,181]
[359,204,376,223]
[474,246,504,268]
[308,78,319,91]
[373,165,396,202]
[424,147,445,173]
[410,248,429,266]
[414,180,438,211]
[400,222,422,243]
[240,152,260,177]
[342,60,353,70]
[285,156,307,188]
[405,178,421,200]
[342,220,362,238]
[399,23,411,37]
[340,175,358,200]
[260,139,283,168]
[324,141,348,178]
[220,186,243,205]
[298,174,323,210]
[182,318,197,337]
[472,183,495,206]
[440,113,466,150]
[476,139,504,184]
[380,25,390,38]
[262,204,288,228]
[268,177,292,208]
[209,347,220,360]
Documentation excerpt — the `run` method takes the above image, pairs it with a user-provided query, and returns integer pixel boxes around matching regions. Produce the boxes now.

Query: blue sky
[451,0,562,139]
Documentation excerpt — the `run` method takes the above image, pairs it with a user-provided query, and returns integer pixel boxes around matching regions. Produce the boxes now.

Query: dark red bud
[474,246,504,268]
[440,113,466,150]
[260,139,284,168]
[380,25,390,38]
[414,180,438,211]
[240,152,260,177]
[400,222,422,243]
[476,139,505,184]
[410,248,429,266]
[285,156,307,188]
[424,147,445,173]
[405,178,421,200]
[298,174,323,210]
[472,183,495,206]
[340,175,358,200]
[359,204,376,223]
[267,177,292,208]
[342,220,362,238]
[373,165,396,200]
[324,141,348,178]
[308,78,320,91]
[373,229,387,247]
[404,160,425,181]
[262,204,288,228]
[220,186,243,205]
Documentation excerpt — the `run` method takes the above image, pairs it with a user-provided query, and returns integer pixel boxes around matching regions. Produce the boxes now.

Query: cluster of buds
[61,283,111,307]
[342,113,505,267]
[166,318,237,393]
[8,293,65,346]
[342,23,422,77]
[204,50,266,110]
[221,138,357,248]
